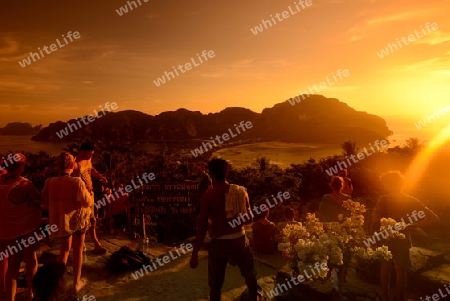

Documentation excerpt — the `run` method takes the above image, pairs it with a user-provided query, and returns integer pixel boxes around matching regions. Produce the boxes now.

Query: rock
[410,247,445,272]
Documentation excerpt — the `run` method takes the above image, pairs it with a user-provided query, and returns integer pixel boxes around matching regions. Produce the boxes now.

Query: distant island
[29,95,391,144]
[0,122,42,136]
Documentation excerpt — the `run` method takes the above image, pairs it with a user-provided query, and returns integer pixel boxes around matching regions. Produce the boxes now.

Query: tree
[342,140,358,157]
[252,157,270,172]
[404,137,422,155]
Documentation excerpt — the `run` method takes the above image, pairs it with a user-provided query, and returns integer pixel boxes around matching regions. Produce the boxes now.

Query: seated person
[251,206,280,254]
[32,262,66,301]
[338,169,353,196]
[277,206,300,231]
[109,184,129,233]
[319,176,351,222]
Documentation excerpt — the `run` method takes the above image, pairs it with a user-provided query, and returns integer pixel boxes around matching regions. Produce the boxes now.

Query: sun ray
[403,125,450,191]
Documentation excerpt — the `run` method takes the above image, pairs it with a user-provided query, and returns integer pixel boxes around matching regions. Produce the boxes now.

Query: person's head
[208,158,229,182]
[4,152,26,176]
[285,206,295,221]
[329,176,344,193]
[338,169,348,177]
[379,171,404,193]
[32,262,66,301]
[56,152,75,172]
[197,162,206,174]
[255,202,270,221]
[78,142,94,160]
[114,183,124,189]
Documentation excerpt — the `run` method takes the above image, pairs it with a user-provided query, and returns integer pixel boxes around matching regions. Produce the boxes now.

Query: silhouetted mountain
[32,95,392,144]
[0,122,41,135]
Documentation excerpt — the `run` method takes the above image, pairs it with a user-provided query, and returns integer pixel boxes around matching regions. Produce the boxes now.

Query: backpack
[108,246,150,273]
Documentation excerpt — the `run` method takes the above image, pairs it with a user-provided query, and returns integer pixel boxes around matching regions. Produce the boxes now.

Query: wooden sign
[130,182,200,216]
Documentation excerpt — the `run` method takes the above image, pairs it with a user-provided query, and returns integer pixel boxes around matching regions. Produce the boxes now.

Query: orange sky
[0,0,449,141]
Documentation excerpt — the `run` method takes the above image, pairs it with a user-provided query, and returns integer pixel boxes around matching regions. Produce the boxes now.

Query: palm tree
[253,157,270,172]
[341,140,358,157]
[404,137,422,154]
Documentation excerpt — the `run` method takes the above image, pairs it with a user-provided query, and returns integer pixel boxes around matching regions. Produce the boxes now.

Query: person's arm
[71,161,80,177]
[77,179,94,208]
[242,189,253,226]
[190,193,209,268]
[407,201,440,230]
[347,178,354,195]
[91,167,108,184]
[20,180,41,207]
[41,178,50,211]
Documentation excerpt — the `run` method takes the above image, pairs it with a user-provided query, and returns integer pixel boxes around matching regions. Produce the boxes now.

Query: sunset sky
[1,0,449,141]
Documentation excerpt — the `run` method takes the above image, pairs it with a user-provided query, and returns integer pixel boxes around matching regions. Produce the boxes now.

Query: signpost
[129,183,200,242]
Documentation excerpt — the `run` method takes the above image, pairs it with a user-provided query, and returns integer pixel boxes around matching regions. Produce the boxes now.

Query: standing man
[373,171,439,301]
[196,162,213,197]
[185,162,213,210]
[72,142,108,255]
[190,158,258,301]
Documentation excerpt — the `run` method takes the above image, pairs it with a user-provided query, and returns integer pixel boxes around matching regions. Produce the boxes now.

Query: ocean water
[0,136,68,155]
[0,126,437,163]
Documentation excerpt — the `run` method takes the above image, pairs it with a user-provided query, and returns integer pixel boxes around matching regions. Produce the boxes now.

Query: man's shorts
[63,228,87,239]
[0,229,41,257]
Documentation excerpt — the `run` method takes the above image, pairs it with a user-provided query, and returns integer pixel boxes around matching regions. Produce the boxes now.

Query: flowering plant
[278,199,393,281]
[379,217,407,240]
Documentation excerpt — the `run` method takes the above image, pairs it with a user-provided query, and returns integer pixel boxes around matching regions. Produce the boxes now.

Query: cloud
[416,31,450,45]
[0,36,19,55]
[346,1,449,41]
[366,9,430,26]
[380,55,450,73]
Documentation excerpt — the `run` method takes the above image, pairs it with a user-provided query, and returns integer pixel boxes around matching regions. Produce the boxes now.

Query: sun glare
[403,125,450,191]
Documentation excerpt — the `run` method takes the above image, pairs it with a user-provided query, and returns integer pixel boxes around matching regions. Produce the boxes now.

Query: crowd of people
[189,162,439,301]
[0,146,441,301]
[0,142,110,301]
